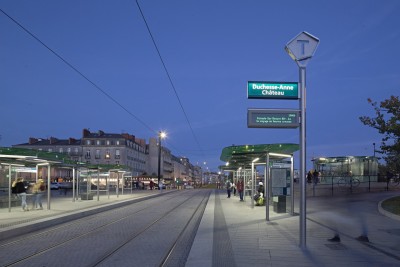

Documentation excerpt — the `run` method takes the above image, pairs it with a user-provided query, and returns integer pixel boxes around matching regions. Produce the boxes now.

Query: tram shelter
[78,166,132,201]
[0,147,81,212]
[220,143,299,221]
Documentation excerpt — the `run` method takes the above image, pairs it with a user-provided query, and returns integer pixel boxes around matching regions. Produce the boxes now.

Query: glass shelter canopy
[0,147,74,166]
[220,143,299,169]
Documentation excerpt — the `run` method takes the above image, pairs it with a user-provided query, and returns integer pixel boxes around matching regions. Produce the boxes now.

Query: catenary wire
[135,0,207,160]
[0,8,155,137]
[0,7,208,164]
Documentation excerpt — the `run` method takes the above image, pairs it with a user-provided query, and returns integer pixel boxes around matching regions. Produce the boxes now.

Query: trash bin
[273,196,286,213]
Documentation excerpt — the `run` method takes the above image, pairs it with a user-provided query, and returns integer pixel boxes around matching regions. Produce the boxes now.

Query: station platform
[1,188,400,267]
[187,189,400,267]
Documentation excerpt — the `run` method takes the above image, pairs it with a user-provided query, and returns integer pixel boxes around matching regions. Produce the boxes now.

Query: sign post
[285,31,319,249]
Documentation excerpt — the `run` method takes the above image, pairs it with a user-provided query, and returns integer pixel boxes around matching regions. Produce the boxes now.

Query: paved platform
[187,189,400,267]
[1,188,400,267]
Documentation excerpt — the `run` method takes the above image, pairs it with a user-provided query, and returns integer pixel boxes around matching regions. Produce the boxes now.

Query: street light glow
[160,131,167,139]
[158,130,167,190]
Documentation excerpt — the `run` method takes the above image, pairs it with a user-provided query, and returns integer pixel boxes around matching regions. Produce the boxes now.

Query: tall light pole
[157,131,166,190]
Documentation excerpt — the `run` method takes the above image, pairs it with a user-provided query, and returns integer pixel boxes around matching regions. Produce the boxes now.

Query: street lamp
[157,131,166,190]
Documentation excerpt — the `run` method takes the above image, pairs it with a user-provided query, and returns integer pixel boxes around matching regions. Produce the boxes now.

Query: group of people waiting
[225,179,265,205]
[11,177,45,211]
[307,170,320,184]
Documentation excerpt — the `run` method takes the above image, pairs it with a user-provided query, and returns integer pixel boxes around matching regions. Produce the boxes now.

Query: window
[85,150,91,159]
[106,140,110,145]
[86,140,91,145]
[97,140,101,145]
[105,150,111,159]
[115,149,120,159]
[48,148,53,152]
[116,140,120,145]
[59,148,63,153]
[74,147,79,153]
[95,149,100,159]
[67,147,71,154]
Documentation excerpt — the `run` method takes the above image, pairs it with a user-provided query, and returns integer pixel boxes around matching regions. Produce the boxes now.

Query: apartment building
[81,129,147,176]
[13,129,147,178]
[12,129,203,183]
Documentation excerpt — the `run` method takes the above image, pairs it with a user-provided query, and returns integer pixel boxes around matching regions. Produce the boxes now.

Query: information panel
[247,81,299,99]
[247,109,300,128]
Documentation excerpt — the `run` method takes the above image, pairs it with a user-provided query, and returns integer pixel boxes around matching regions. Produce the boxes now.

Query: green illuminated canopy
[0,147,79,166]
[220,143,299,170]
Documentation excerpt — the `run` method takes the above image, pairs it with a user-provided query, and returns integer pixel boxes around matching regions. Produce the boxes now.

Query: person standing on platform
[307,170,313,183]
[225,180,232,198]
[150,179,155,190]
[236,178,244,201]
[15,177,29,211]
[313,169,319,185]
[32,179,45,210]
[257,182,264,195]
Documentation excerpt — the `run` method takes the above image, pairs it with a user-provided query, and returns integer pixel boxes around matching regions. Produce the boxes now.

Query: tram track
[0,189,210,267]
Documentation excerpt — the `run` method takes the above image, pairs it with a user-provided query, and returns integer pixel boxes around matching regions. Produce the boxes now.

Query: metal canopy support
[8,164,11,212]
[47,164,51,210]
[72,167,76,202]
[117,171,120,198]
[290,155,294,216]
[251,163,255,209]
[97,169,100,201]
[265,154,270,221]
[107,171,110,199]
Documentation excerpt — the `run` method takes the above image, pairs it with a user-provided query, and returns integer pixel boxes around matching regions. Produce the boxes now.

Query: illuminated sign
[247,81,299,99]
[247,109,300,128]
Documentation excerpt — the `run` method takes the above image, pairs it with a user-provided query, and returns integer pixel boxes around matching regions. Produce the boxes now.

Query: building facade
[13,129,148,178]
[12,129,204,183]
[146,137,173,179]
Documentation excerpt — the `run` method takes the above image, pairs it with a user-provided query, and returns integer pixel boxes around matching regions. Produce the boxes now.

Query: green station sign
[247,81,299,99]
[247,109,300,128]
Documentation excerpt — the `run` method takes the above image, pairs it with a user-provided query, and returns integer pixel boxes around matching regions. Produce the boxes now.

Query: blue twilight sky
[0,0,399,171]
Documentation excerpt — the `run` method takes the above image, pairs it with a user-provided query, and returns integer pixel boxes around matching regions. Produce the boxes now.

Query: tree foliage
[359,95,400,173]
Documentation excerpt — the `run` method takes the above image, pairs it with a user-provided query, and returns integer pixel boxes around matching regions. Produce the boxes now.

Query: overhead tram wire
[135,0,207,161]
[0,8,155,136]
[1,8,191,160]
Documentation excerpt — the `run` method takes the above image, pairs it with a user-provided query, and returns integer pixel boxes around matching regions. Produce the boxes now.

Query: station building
[312,156,379,182]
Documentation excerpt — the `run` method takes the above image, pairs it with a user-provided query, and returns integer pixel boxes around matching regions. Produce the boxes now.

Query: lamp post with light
[157,131,166,190]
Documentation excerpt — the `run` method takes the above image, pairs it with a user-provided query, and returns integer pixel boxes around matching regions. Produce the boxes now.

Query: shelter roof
[220,143,299,170]
[0,147,76,166]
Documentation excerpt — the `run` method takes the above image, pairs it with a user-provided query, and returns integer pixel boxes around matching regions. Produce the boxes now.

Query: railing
[302,175,400,197]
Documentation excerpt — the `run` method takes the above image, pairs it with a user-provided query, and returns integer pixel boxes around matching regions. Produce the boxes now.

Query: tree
[359,95,400,174]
